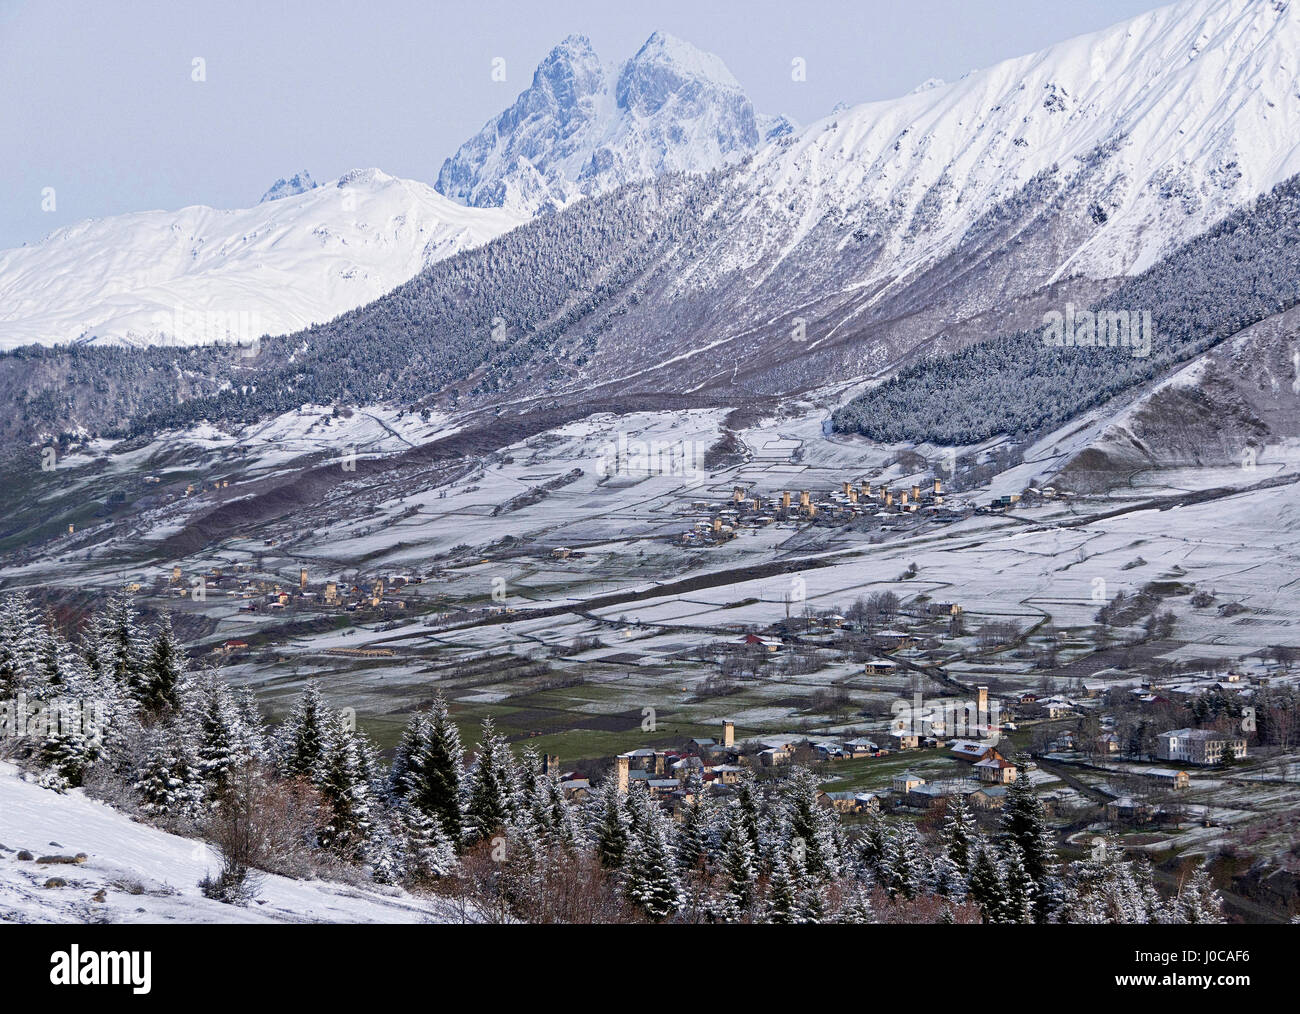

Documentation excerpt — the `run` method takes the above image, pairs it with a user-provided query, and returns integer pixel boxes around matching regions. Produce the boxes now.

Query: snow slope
[0,763,459,923]
[0,169,523,349]
[436,31,792,215]
[724,0,1300,286]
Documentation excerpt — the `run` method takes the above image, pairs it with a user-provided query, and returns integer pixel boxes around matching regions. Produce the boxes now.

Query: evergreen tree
[1131,856,1168,924]
[232,686,268,761]
[941,795,979,875]
[730,770,762,862]
[593,775,630,869]
[276,680,331,780]
[999,766,1056,919]
[715,813,757,922]
[881,822,930,900]
[137,616,187,715]
[999,842,1038,924]
[517,744,542,798]
[389,712,431,801]
[796,861,828,925]
[834,885,877,924]
[398,804,458,881]
[932,852,968,902]
[967,842,1006,924]
[317,713,374,859]
[528,769,580,852]
[134,727,204,822]
[463,716,516,844]
[34,611,84,691]
[676,772,710,875]
[502,805,548,911]
[193,672,241,797]
[1175,864,1225,924]
[623,791,683,921]
[854,807,889,884]
[99,586,147,692]
[766,844,799,924]
[34,706,103,792]
[781,766,840,878]
[423,694,465,844]
[0,592,39,696]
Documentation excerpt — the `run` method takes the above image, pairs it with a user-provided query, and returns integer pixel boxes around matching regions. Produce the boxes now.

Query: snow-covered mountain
[435,31,792,215]
[410,0,1300,409]
[0,169,523,349]
[5,0,1300,440]
[717,0,1300,289]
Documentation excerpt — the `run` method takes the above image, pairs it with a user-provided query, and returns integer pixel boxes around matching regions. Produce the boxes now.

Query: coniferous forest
[832,173,1300,445]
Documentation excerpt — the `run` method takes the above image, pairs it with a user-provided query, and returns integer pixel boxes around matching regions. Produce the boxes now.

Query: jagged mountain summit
[259,170,319,203]
[0,169,522,349]
[435,31,793,215]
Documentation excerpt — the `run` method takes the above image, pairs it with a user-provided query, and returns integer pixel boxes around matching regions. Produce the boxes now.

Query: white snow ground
[0,763,460,924]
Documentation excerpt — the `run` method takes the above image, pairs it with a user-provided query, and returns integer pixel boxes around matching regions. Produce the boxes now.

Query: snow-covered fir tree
[133,726,205,822]
[0,591,39,696]
[941,795,979,876]
[592,776,629,869]
[136,615,187,715]
[276,680,331,781]
[622,789,683,921]
[316,712,375,860]
[463,715,517,844]
[713,811,758,922]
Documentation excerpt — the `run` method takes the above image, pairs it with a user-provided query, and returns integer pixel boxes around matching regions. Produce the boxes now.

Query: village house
[740,633,781,653]
[817,790,862,813]
[950,739,1002,764]
[759,746,792,767]
[708,764,744,785]
[670,756,704,779]
[1042,696,1076,719]
[559,778,592,802]
[892,771,926,794]
[889,729,920,750]
[969,785,1009,810]
[647,778,681,798]
[907,782,957,808]
[975,756,1019,784]
[874,630,918,652]
[622,747,667,775]
[1106,796,1155,823]
[1147,768,1191,790]
[1157,728,1247,766]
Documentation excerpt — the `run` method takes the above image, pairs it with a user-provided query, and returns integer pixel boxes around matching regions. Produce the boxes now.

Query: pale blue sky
[1,0,1173,249]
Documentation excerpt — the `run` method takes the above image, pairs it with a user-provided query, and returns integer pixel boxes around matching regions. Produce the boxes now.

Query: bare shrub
[199,761,323,903]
